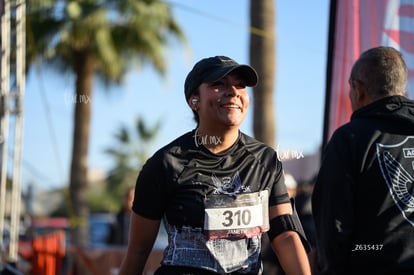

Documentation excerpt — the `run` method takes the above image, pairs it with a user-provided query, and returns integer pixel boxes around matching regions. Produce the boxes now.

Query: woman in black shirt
[119,56,311,275]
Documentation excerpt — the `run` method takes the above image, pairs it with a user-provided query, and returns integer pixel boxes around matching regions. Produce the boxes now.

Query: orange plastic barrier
[31,230,66,275]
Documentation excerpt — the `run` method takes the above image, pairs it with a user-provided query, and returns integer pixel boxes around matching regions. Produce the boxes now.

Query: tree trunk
[249,0,276,148]
[69,51,94,247]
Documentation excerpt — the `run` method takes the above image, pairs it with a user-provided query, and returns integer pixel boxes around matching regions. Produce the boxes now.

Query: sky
[20,0,330,191]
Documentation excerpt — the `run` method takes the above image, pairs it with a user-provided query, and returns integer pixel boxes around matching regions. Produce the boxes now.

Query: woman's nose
[225,84,238,96]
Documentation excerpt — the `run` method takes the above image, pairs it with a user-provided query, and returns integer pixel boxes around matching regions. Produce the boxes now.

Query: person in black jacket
[107,188,134,246]
[312,46,414,275]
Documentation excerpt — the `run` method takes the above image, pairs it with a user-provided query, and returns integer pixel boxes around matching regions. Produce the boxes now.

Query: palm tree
[249,0,276,147]
[249,3,277,272]
[26,0,185,247]
[105,116,160,199]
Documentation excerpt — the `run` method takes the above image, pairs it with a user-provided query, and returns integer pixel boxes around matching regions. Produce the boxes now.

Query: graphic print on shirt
[211,171,250,196]
[377,136,414,227]
[203,189,269,272]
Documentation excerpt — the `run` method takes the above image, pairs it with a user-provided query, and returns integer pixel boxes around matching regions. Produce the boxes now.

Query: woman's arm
[118,212,161,275]
[269,203,311,275]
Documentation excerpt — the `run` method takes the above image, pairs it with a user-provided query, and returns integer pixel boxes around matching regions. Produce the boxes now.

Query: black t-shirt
[133,130,289,228]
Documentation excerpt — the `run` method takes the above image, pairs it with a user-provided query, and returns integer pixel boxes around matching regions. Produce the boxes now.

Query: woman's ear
[191,98,198,105]
[189,97,199,110]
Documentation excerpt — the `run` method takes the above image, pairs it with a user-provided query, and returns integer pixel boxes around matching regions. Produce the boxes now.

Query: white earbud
[191,98,198,105]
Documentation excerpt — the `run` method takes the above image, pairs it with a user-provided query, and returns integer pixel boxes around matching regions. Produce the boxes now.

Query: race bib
[204,190,269,240]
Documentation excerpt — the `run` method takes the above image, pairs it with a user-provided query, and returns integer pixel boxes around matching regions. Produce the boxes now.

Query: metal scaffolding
[0,0,26,264]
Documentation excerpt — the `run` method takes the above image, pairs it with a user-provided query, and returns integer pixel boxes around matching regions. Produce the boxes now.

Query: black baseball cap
[184,56,258,101]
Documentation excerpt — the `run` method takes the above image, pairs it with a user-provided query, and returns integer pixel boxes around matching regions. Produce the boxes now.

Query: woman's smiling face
[196,72,250,130]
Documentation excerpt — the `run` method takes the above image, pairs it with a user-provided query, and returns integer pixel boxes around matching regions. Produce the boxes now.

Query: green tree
[26,0,185,246]
[105,116,160,201]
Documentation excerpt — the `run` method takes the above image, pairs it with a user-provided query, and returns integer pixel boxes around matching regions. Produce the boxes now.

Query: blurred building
[282,147,321,183]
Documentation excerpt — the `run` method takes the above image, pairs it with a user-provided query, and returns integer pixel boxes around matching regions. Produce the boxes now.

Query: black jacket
[312,96,414,275]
